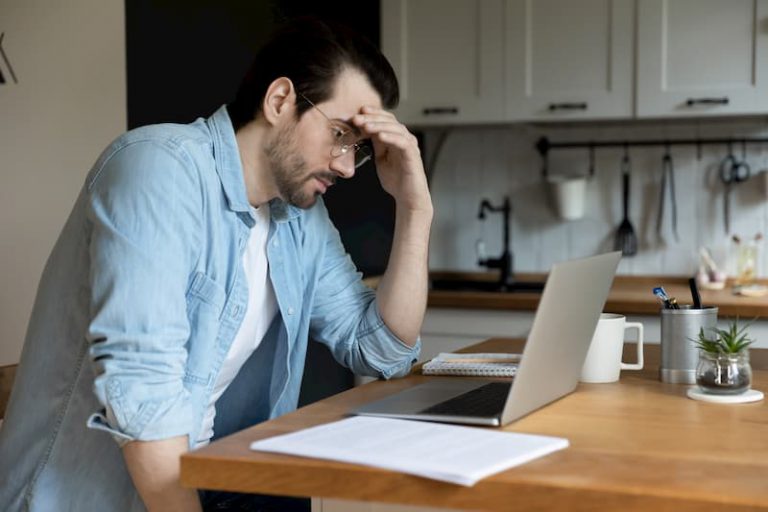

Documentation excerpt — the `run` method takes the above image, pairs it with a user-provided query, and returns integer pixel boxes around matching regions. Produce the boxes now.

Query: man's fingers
[352,108,399,130]
[352,109,420,161]
[356,117,419,147]
[372,130,419,154]
[360,105,395,117]
[360,120,410,138]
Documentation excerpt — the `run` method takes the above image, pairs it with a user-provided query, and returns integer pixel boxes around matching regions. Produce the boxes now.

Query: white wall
[427,119,768,277]
[0,0,126,365]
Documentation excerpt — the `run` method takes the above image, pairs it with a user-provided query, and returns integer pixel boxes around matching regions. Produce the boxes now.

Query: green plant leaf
[691,318,754,354]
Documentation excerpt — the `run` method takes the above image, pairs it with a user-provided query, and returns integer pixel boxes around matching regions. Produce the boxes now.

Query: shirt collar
[268,199,302,222]
[206,106,301,223]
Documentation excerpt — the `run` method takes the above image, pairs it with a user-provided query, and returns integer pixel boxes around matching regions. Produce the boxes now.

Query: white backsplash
[426,118,768,277]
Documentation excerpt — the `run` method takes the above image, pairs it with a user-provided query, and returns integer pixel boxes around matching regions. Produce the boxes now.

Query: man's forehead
[320,69,382,120]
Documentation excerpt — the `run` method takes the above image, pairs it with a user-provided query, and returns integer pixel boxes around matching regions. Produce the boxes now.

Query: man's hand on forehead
[351,106,398,137]
[348,105,430,213]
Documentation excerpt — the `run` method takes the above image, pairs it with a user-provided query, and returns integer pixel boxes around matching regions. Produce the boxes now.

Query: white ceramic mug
[580,313,644,383]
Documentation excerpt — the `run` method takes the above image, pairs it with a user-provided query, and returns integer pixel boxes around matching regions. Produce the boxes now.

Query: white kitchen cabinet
[636,0,768,118]
[420,308,534,355]
[381,0,768,125]
[504,0,634,121]
[380,0,506,125]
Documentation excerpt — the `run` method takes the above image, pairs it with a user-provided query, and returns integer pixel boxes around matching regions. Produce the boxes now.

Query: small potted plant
[693,319,754,395]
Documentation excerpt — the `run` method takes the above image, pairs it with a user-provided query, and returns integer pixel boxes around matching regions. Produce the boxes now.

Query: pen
[689,277,702,309]
[653,286,672,309]
[653,286,680,309]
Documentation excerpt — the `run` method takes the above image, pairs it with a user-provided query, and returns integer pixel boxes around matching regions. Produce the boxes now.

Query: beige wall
[0,0,126,365]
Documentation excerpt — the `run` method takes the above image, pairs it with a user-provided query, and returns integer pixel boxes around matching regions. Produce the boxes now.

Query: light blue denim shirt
[0,106,420,511]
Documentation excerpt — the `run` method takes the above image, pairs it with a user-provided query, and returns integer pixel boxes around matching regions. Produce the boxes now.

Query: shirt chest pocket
[184,271,227,385]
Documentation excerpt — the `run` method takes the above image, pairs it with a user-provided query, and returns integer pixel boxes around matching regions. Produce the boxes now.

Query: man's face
[264,68,382,209]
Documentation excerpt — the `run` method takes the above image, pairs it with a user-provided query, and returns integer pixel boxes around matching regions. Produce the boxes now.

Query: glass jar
[734,240,759,287]
[695,351,752,395]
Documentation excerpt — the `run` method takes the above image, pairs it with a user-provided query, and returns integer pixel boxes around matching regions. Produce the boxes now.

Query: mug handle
[620,322,644,371]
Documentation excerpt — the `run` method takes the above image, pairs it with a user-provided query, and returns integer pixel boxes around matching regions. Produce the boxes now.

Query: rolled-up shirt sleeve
[308,201,420,379]
[84,140,201,444]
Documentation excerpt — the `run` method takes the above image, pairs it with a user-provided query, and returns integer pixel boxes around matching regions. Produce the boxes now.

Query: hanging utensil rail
[536,136,768,178]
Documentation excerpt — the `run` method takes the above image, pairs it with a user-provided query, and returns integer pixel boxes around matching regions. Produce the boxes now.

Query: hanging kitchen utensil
[719,140,751,234]
[614,147,638,256]
[656,145,679,242]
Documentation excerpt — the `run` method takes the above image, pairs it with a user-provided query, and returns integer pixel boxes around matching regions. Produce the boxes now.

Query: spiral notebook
[422,352,521,377]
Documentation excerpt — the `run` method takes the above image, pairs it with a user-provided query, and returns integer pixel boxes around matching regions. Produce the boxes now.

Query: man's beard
[265,123,336,209]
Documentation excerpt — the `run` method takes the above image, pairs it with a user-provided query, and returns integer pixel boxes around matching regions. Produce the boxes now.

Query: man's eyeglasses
[299,93,373,169]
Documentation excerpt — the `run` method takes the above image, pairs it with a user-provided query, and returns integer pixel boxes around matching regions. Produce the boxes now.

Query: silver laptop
[353,251,622,427]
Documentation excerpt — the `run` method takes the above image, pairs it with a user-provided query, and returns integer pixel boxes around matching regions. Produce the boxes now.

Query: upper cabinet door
[381,0,505,125]
[504,0,634,121]
[637,0,768,118]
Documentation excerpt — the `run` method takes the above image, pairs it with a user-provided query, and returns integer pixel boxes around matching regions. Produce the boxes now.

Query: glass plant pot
[695,351,752,395]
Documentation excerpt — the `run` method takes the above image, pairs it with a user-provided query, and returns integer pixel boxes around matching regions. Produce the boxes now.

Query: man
[0,18,431,511]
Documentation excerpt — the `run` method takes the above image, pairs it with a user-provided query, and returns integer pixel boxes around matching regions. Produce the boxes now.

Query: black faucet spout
[477,197,513,288]
[478,199,494,220]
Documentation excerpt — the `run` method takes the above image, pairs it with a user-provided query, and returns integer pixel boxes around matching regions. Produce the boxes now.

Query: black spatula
[614,154,638,256]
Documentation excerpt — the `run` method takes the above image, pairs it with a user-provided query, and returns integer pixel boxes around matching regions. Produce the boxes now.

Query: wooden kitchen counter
[181,339,768,511]
[428,273,768,317]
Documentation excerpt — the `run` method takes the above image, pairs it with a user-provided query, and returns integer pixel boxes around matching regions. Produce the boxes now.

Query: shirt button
[273,239,279,247]
[287,307,295,315]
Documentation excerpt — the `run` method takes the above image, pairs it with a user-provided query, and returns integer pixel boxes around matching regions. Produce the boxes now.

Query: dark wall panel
[127,1,381,128]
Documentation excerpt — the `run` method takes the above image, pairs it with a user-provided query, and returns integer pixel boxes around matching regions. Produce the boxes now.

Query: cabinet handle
[685,97,729,106]
[548,102,588,111]
[422,107,459,115]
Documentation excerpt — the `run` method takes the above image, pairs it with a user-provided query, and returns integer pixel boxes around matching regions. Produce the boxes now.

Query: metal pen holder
[660,306,718,384]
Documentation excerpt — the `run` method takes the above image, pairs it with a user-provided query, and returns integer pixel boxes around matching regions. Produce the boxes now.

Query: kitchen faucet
[477,197,513,290]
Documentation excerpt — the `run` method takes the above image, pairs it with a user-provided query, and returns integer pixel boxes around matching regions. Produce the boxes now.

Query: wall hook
[536,137,550,179]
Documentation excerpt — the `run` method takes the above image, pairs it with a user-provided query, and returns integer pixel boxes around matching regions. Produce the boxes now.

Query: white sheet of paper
[249,416,568,486]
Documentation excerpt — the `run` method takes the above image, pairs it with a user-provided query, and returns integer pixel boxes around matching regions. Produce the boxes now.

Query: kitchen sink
[430,278,545,293]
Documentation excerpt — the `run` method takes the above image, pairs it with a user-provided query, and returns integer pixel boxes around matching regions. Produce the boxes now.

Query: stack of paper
[421,352,521,377]
[250,416,568,486]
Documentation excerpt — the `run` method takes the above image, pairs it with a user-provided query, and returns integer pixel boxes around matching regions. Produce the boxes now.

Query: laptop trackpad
[355,379,493,415]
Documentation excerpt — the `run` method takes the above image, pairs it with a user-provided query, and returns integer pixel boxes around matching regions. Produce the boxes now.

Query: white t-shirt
[198,204,277,444]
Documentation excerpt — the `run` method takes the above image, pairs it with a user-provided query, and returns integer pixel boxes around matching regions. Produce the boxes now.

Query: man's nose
[329,152,356,179]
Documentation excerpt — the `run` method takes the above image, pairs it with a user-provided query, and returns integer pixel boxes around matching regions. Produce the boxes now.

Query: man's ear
[262,77,295,126]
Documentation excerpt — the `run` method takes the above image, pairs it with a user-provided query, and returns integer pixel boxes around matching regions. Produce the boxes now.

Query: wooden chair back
[0,364,17,420]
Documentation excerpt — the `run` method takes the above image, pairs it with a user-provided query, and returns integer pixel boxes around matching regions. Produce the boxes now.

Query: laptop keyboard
[419,382,512,417]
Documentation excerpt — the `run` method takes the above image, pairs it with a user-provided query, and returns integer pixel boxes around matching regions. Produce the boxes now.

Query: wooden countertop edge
[427,294,768,317]
[427,271,768,287]
[181,454,767,511]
